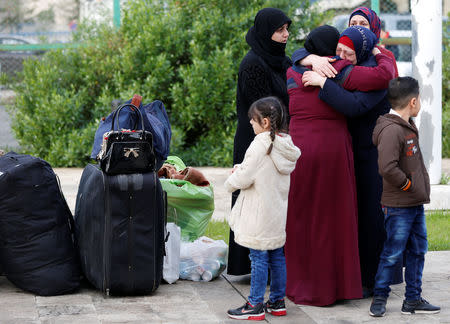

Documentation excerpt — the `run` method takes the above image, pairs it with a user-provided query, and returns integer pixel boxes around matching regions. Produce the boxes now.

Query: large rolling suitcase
[0,152,80,296]
[74,164,165,295]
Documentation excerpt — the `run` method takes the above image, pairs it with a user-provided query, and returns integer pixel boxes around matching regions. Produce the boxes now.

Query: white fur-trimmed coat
[224,132,301,250]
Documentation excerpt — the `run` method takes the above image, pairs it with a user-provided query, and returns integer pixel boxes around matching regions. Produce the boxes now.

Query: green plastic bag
[164,156,186,171]
[160,175,214,242]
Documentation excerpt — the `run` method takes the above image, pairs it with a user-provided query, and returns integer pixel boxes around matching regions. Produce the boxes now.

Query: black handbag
[97,96,156,175]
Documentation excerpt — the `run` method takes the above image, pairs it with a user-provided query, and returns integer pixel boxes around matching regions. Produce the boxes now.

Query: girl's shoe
[227,302,265,321]
[265,299,287,316]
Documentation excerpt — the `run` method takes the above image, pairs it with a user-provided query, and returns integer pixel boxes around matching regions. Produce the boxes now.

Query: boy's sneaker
[401,298,440,315]
[265,299,287,316]
[227,302,265,321]
[369,296,387,317]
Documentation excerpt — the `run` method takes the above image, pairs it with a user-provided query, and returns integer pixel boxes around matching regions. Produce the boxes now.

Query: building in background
[80,0,126,25]
[0,0,79,78]
[0,0,79,33]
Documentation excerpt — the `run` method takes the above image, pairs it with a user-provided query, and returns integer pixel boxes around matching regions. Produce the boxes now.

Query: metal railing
[0,30,79,81]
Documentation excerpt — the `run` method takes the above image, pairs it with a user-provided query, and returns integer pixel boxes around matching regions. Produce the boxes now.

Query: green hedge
[4,0,328,167]
[4,2,449,165]
[442,14,450,158]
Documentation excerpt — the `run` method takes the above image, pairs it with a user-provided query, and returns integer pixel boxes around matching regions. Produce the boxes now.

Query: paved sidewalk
[0,166,448,323]
[54,167,233,222]
[0,251,448,323]
[55,165,450,221]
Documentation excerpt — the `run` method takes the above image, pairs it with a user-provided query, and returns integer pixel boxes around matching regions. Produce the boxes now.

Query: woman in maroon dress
[285,25,394,306]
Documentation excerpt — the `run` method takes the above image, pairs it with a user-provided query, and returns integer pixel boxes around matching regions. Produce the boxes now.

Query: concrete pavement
[53,167,234,222]
[0,166,448,323]
[1,251,449,323]
[55,165,450,221]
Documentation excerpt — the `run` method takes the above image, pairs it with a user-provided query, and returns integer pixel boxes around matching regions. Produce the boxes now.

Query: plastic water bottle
[188,271,201,281]
[201,270,213,281]
[179,259,196,280]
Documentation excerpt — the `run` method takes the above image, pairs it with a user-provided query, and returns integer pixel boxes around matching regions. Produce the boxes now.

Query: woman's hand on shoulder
[302,71,327,88]
[301,54,337,78]
[372,47,381,56]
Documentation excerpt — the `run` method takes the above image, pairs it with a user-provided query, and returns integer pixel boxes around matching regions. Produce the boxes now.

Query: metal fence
[376,0,412,65]
[330,0,412,75]
[0,52,41,80]
[0,31,74,82]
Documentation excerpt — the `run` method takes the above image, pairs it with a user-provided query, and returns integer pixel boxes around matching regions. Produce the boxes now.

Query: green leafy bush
[6,0,327,167]
[442,14,450,158]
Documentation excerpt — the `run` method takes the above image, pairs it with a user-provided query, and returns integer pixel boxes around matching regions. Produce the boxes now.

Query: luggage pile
[0,93,226,296]
[75,94,171,295]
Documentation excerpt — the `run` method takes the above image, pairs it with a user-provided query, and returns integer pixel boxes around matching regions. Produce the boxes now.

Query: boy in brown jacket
[369,77,440,317]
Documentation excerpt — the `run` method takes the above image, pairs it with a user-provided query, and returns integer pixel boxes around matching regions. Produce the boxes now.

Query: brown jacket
[372,114,430,207]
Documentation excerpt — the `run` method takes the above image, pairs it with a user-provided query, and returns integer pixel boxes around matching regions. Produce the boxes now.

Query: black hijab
[245,8,292,71]
[304,25,340,57]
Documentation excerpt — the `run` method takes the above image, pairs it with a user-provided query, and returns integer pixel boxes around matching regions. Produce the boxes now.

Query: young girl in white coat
[225,96,301,321]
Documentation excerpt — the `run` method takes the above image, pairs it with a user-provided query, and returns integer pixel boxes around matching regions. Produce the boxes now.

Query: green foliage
[440,174,450,185]
[442,14,450,158]
[204,220,230,245]
[426,210,450,251]
[205,212,450,251]
[6,0,327,167]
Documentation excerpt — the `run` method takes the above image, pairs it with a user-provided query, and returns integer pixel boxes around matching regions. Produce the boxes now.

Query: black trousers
[226,190,251,275]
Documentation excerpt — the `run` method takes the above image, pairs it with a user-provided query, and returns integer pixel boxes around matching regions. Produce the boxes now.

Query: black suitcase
[0,152,80,295]
[74,164,165,295]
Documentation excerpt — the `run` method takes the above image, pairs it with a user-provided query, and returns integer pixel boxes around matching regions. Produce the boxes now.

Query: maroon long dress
[285,61,362,306]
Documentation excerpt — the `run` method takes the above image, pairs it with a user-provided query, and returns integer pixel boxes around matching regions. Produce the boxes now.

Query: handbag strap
[111,94,145,131]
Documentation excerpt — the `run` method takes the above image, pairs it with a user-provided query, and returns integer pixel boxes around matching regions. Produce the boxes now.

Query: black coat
[227,49,290,275]
[233,49,290,166]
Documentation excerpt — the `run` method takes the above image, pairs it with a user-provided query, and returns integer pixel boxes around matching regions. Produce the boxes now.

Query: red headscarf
[349,7,381,40]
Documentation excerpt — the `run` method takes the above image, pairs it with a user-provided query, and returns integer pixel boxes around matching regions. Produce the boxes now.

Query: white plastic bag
[163,223,181,284]
[179,236,228,282]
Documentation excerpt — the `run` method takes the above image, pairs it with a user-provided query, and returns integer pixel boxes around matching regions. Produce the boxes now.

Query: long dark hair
[248,96,288,154]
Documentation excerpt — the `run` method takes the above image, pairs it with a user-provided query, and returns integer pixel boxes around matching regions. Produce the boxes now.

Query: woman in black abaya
[228,8,292,275]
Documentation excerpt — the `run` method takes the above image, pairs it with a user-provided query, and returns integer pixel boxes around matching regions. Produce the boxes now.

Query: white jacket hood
[258,132,301,174]
[224,131,300,250]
